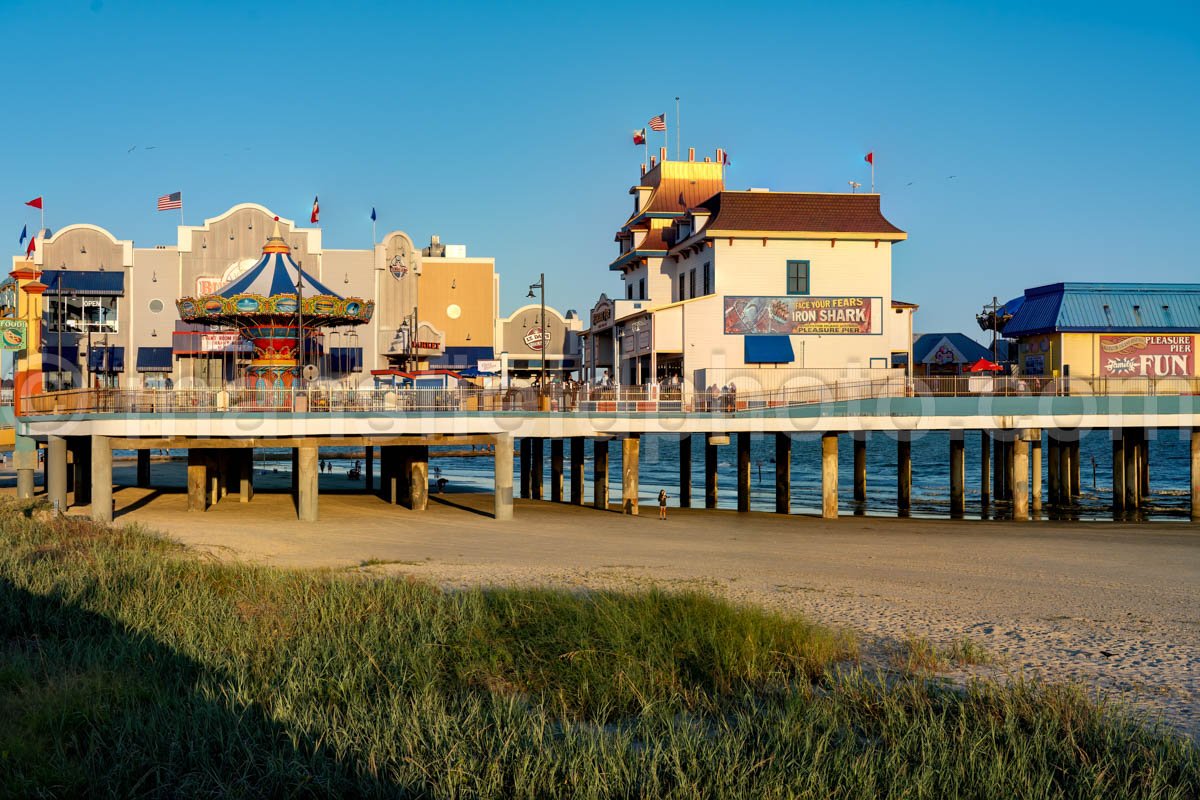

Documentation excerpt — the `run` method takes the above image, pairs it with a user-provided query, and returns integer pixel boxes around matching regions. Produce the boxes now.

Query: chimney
[716,148,724,164]
[660,146,667,163]
[640,163,646,176]
[650,155,657,167]
[688,147,695,162]
[703,157,711,163]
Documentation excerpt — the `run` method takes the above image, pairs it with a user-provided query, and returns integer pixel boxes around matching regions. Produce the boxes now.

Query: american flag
[157,191,182,211]
[648,113,666,132]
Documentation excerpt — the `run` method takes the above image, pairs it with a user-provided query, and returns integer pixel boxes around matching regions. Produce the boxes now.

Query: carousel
[176,218,373,391]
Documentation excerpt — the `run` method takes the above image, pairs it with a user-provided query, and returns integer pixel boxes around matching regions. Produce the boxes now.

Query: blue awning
[329,347,362,372]
[41,344,79,366]
[136,347,174,372]
[43,270,124,296]
[744,335,795,364]
[87,346,125,372]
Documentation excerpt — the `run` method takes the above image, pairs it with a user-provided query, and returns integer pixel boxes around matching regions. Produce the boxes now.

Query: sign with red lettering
[1099,335,1194,377]
[724,296,877,335]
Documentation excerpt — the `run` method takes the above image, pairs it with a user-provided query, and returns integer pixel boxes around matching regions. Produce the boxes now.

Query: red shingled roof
[698,192,905,236]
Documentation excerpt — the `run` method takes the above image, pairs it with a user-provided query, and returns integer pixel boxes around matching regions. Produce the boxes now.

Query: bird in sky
[127,145,136,153]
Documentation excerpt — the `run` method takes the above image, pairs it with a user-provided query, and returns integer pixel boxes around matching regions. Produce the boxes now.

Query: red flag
[722,150,731,166]
[310,195,319,224]
[25,196,43,209]
[864,152,873,165]
[25,236,35,257]
[632,128,646,145]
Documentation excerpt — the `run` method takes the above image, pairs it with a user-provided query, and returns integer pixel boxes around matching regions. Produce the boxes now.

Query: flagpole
[872,157,876,193]
[675,96,680,160]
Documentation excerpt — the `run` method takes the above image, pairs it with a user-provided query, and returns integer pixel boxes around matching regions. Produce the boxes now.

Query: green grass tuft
[0,499,1195,798]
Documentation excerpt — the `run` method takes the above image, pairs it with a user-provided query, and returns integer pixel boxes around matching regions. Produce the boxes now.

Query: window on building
[639,278,645,299]
[703,262,711,295]
[627,282,633,300]
[679,274,686,301]
[689,269,696,299]
[47,295,119,333]
[786,260,810,295]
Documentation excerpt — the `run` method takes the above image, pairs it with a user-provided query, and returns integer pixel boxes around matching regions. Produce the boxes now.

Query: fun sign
[1099,335,1194,377]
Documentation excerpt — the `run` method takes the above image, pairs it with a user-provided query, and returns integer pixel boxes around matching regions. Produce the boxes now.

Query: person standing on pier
[658,489,668,520]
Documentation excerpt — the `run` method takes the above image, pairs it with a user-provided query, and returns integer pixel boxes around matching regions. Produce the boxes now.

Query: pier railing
[19,374,1200,416]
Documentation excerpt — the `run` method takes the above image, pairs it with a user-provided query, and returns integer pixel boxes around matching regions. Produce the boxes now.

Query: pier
[17,375,1200,524]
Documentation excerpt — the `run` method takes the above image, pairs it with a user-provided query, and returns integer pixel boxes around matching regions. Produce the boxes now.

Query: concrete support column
[1012,433,1030,521]
[993,435,1006,501]
[1003,439,1015,503]
[593,439,609,510]
[72,438,92,507]
[736,432,751,513]
[622,435,639,515]
[1139,432,1150,499]
[1058,437,1071,507]
[1031,431,1043,512]
[409,446,429,511]
[365,445,374,493]
[530,438,544,501]
[853,434,867,502]
[1069,440,1081,498]
[14,435,37,500]
[187,450,207,512]
[1112,432,1126,514]
[1124,431,1140,509]
[705,435,719,509]
[897,432,911,514]
[949,432,965,518]
[297,444,319,522]
[775,432,791,514]
[979,431,991,507]
[47,435,68,513]
[1191,428,1200,521]
[821,432,838,520]
[91,435,112,523]
[550,440,564,503]
[207,452,221,508]
[678,434,692,509]
[136,449,151,488]
[1048,437,1061,505]
[239,449,254,503]
[519,438,531,499]
[569,437,584,505]
[494,434,514,521]
[290,448,299,497]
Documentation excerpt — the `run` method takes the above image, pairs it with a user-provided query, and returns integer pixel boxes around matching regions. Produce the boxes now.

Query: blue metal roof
[913,333,994,365]
[1003,283,1200,336]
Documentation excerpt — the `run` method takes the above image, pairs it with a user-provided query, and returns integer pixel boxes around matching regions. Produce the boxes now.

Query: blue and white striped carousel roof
[215,249,340,299]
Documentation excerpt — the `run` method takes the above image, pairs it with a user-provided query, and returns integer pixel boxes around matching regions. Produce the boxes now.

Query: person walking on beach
[658,488,668,520]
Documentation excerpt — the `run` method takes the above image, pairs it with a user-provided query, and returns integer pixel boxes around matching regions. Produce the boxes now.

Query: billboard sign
[1100,335,1194,377]
[724,296,876,335]
[0,319,27,350]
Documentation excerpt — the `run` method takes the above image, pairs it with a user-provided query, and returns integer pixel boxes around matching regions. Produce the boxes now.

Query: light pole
[527,273,546,401]
[295,271,305,386]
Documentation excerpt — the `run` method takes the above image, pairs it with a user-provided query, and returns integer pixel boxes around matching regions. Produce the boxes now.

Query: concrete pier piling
[239,449,253,503]
[494,434,514,521]
[775,432,791,514]
[737,432,751,513]
[530,438,544,501]
[550,439,564,503]
[570,437,584,505]
[1012,433,1030,521]
[705,435,719,510]
[1124,430,1140,509]
[1048,437,1061,505]
[678,434,692,508]
[1031,431,1043,512]
[14,435,36,501]
[1139,433,1150,499]
[993,434,1006,501]
[297,444,319,522]
[187,450,206,511]
[91,435,112,523]
[1003,439,1015,502]
[950,433,965,518]
[821,432,838,520]
[853,434,867,502]
[72,438,91,507]
[1069,440,1082,498]
[980,431,991,508]
[47,436,67,512]
[622,435,639,515]
[1058,437,1071,507]
[897,432,911,514]
[1112,433,1125,514]
[593,439,609,510]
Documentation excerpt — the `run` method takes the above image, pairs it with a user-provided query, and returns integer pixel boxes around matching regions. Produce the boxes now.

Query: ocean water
[116,429,1197,522]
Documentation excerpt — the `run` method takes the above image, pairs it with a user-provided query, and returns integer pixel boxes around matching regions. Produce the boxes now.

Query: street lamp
[527,273,546,400]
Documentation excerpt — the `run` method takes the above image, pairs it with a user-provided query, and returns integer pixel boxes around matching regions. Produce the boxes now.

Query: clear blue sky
[3,0,1197,335]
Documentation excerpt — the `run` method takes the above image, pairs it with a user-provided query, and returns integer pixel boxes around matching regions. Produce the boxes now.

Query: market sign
[0,319,28,350]
[1100,335,1194,377]
[724,296,876,335]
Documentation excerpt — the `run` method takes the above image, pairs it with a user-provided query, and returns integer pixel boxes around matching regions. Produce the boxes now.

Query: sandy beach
[51,480,1194,738]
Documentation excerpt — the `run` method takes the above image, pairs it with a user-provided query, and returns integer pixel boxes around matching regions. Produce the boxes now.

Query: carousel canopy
[216,248,338,298]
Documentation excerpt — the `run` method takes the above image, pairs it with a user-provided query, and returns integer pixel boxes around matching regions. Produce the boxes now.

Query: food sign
[724,296,875,335]
[1100,335,1194,377]
[0,320,27,350]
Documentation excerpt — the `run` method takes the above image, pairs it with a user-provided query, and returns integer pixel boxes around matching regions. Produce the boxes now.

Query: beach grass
[0,499,1196,798]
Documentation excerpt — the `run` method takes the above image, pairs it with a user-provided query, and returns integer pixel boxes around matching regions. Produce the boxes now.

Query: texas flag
[310,195,320,224]
[632,128,646,145]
